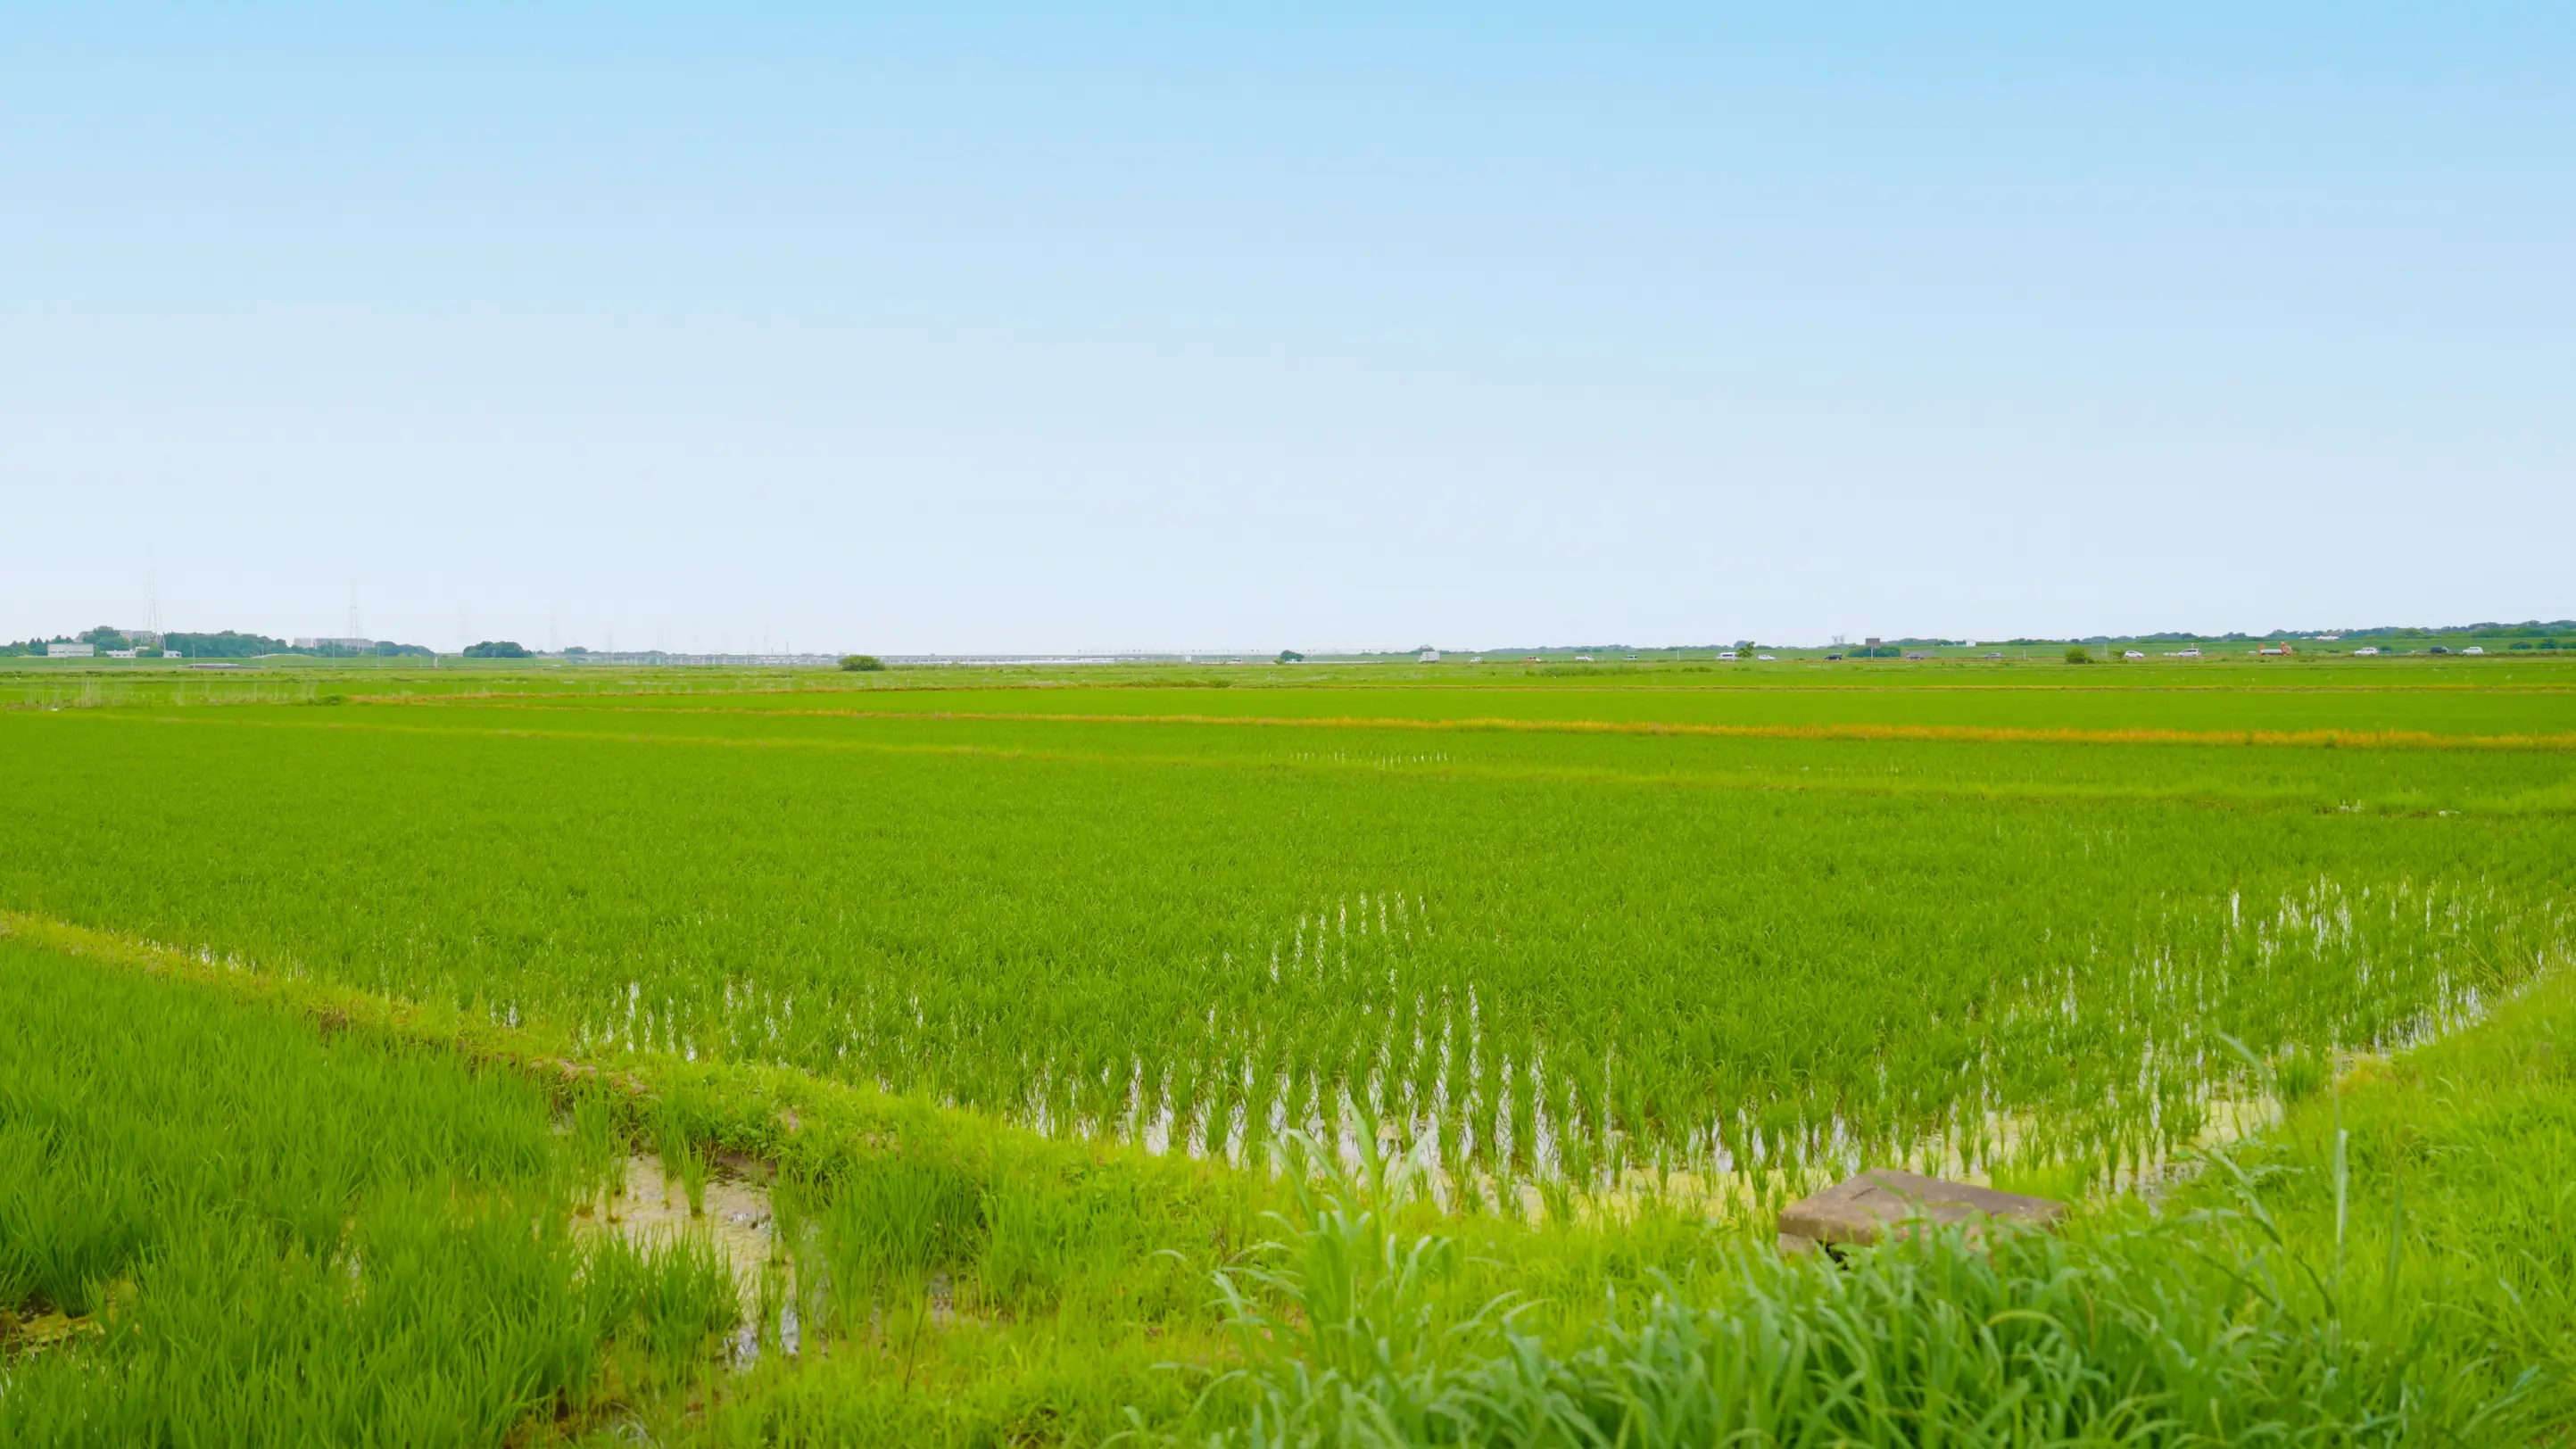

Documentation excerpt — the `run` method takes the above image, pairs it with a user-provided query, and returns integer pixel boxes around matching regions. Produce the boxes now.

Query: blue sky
[4,4,2570,652]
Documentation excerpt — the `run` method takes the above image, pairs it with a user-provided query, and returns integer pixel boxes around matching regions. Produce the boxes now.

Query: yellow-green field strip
[360,695,2576,751]
[51,707,2576,815]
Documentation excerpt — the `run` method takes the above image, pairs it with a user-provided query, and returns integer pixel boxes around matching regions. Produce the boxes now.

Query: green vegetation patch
[5,704,2571,1206]
[0,934,738,1445]
[4,663,2576,1442]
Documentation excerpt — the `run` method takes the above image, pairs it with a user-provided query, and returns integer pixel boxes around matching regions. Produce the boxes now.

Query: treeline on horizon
[1459,619,2576,653]
[7,617,2574,661]
[0,627,432,658]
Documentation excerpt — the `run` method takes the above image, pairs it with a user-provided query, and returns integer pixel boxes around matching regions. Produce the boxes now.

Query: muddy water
[573,1154,978,1364]
[576,1155,790,1359]
[579,1155,775,1278]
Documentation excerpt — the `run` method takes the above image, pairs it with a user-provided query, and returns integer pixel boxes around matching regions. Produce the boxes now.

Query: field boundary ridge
[364,699,2576,753]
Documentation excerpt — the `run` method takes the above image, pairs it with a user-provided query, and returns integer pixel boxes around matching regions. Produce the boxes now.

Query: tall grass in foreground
[1124,977,2576,1447]
[0,938,737,1446]
[1158,1132,2546,1448]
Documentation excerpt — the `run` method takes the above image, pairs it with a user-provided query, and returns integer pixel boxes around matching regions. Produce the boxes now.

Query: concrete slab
[1777,1169,2067,1252]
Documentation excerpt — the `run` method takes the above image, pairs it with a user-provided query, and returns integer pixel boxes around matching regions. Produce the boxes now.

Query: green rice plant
[750,1254,791,1362]
[0,1118,148,1318]
[581,1227,740,1376]
[14,693,2572,1207]
[8,661,2576,1442]
[766,1172,833,1343]
[11,674,2576,1212]
[10,807,2574,1441]
[0,936,742,1445]
[806,1149,982,1340]
[656,1104,709,1217]
[568,1086,628,1219]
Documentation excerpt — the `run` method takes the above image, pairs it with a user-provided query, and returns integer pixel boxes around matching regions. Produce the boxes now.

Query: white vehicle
[1756,654,1776,661]
[2355,647,2380,657]
[2463,646,2485,656]
[1574,655,1594,662]
[2123,650,2145,659]
[1717,650,1738,661]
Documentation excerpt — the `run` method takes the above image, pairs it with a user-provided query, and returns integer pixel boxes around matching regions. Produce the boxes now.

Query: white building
[1419,649,1440,663]
[45,642,94,658]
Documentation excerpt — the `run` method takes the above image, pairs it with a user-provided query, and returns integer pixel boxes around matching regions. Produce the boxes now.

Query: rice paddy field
[5,654,2575,1445]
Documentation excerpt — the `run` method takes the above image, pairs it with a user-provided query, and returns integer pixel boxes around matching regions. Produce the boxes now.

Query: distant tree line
[165,631,287,658]
[0,628,434,658]
[163,633,432,658]
[0,625,151,656]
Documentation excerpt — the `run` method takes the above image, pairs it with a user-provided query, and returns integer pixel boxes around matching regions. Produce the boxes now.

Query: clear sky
[5,4,2570,653]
